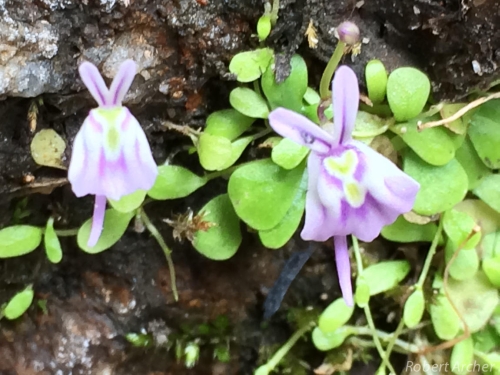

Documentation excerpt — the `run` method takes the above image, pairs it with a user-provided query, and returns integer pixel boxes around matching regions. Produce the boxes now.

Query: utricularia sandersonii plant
[68,60,158,247]
[268,66,420,305]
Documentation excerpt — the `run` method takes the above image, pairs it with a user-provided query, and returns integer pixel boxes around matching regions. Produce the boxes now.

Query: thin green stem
[377,318,406,373]
[352,236,397,375]
[416,218,444,288]
[262,322,315,372]
[270,0,280,25]
[139,208,178,301]
[319,41,346,99]
[53,228,79,237]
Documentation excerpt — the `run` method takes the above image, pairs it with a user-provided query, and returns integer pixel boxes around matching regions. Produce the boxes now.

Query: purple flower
[268,66,419,306]
[68,60,158,247]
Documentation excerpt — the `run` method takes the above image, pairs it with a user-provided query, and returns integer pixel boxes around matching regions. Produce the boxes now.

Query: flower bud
[337,21,360,45]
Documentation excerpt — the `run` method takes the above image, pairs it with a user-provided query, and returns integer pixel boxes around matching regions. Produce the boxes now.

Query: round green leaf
[228,159,305,230]
[454,199,500,235]
[311,326,353,351]
[217,136,254,171]
[430,291,461,340]
[0,225,43,258]
[445,240,479,281]
[77,209,134,254]
[403,289,425,328]
[381,215,438,243]
[403,151,468,215]
[258,179,306,249]
[205,109,255,141]
[148,165,208,200]
[354,279,370,307]
[440,103,469,134]
[30,128,67,169]
[271,138,309,170]
[447,271,499,333]
[303,87,321,105]
[387,67,431,122]
[229,87,269,119]
[197,133,233,171]
[3,287,34,320]
[257,15,272,41]
[392,121,455,166]
[483,256,500,287]
[468,99,500,169]
[44,217,62,264]
[261,54,308,112]
[109,190,146,213]
[229,48,273,83]
[361,260,411,296]
[455,137,492,190]
[443,209,481,249]
[365,59,388,104]
[353,111,392,140]
[318,298,355,334]
[450,337,474,375]
[473,174,500,214]
[193,194,241,260]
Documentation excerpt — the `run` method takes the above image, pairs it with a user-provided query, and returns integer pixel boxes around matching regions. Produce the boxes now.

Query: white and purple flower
[68,60,158,247]
[268,66,420,306]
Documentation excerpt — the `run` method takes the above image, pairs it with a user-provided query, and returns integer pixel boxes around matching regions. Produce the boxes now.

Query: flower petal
[332,66,359,145]
[79,61,110,107]
[269,108,335,154]
[334,235,353,306]
[88,195,106,247]
[109,60,136,106]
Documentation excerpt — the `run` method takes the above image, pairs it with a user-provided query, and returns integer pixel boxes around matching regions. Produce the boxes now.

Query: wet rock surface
[0,0,499,373]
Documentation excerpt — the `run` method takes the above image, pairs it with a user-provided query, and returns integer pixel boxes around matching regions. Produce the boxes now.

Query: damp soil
[0,0,499,374]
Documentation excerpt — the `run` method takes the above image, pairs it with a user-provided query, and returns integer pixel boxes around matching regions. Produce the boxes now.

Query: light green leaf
[455,137,492,190]
[392,121,455,166]
[404,151,468,215]
[445,240,479,281]
[0,225,43,258]
[443,209,482,249]
[262,54,308,112]
[228,159,305,230]
[257,16,272,41]
[193,194,241,260]
[454,199,500,235]
[430,291,461,340]
[258,175,306,249]
[303,87,321,105]
[44,217,62,264]
[271,138,309,170]
[312,326,354,351]
[365,59,388,104]
[229,48,273,83]
[447,271,499,333]
[108,190,146,213]
[403,289,425,328]
[386,67,431,122]
[473,174,500,213]
[353,111,392,139]
[229,87,269,119]
[468,99,500,169]
[197,133,233,171]
[217,136,254,171]
[440,103,469,134]
[483,256,500,287]
[205,109,255,141]
[148,165,208,200]
[381,215,438,243]
[450,337,474,375]
[361,260,410,295]
[3,287,34,320]
[77,209,134,254]
[318,298,355,334]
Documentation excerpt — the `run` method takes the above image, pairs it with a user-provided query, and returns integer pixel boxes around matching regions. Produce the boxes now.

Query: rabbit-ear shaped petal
[79,61,110,107]
[109,60,137,106]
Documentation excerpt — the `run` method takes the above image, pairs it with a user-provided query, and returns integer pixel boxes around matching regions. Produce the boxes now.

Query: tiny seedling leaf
[0,225,43,258]
[44,217,62,263]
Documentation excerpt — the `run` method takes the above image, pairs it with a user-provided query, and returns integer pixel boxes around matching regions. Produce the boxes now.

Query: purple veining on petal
[332,66,359,145]
[334,235,353,306]
[109,60,136,106]
[88,113,104,133]
[121,108,132,131]
[79,61,110,107]
[88,194,107,247]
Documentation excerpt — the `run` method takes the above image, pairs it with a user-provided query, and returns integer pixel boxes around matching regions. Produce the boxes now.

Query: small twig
[417,92,500,130]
